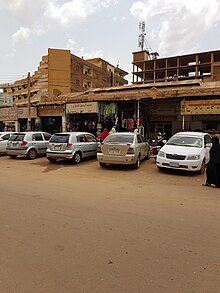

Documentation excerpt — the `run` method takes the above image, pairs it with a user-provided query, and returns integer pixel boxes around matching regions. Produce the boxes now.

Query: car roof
[53,132,94,135]
[109,132,135,136]
[174,132,209,138]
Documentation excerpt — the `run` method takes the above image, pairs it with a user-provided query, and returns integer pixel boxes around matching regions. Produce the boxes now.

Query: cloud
[130,0,220,56]
[78,48,104,59]
[12,27,32,47]
[65,38,76,51]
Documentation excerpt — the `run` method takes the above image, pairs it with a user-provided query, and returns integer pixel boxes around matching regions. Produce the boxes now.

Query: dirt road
[0,155,220,293]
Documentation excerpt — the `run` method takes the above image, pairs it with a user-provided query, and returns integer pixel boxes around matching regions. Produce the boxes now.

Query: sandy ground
[0,155,220,293]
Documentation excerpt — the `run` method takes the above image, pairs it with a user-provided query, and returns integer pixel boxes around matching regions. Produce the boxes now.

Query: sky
[0,0,220,85]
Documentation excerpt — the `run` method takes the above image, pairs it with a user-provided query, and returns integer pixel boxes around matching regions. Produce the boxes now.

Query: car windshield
[104,134,134,144]
[167,136,202,148]
[8,134,25,141]
[50,134,70,143]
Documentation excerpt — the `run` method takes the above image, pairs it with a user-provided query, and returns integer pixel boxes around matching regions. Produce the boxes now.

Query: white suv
[7,132,51,159]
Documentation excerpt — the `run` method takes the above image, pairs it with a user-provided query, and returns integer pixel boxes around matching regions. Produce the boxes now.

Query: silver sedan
[97,130,150,169]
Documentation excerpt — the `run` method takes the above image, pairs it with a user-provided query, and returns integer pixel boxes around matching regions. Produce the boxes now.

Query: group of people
[203,136,220,188]
[98,126,117,142]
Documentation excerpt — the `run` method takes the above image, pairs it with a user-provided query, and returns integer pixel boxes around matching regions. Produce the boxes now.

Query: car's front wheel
[199,159,206,174]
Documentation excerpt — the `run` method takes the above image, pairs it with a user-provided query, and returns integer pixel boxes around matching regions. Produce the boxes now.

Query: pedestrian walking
[203,136,220,188]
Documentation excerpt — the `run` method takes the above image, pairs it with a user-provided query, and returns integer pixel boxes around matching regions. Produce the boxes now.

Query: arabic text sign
[181,100,220,115]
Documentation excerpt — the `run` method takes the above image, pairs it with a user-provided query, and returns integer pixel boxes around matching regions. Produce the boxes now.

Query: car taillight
[67,143,73,147]
[127,147,134,154]
[21,141,28,146]
[97,146,102,153]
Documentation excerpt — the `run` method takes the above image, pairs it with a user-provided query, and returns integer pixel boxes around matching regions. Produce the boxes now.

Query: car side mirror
[162,139,167,144]
[205,143,212,148]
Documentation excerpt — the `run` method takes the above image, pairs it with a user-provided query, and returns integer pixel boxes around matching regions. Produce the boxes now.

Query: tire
[133,155,140,169]
[157,166,164,171]
[47,157,57,163]
[27,148,37,160]
[199,159,206,175]
[9,155,17,159]
[99,162,106,168]
[73,152,81,164]
[145,150,150,160]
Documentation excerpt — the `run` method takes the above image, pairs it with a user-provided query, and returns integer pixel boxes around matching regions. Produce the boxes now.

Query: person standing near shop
[203,136,220,188]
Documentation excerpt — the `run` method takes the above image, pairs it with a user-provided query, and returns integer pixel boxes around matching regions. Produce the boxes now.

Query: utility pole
[27,72,31,131]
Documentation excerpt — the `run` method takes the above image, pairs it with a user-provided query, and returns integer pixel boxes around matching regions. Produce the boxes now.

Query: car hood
[161,144,202,155]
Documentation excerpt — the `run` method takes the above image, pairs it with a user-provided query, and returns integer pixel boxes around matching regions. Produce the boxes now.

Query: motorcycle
[147,137,167,160]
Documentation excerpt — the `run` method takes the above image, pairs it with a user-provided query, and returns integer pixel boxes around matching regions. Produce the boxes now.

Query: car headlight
[186,154,200,160]
[157,151,165,158]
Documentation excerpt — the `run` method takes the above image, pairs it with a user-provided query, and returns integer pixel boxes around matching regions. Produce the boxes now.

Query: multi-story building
[132,49,220,84]
[0,48,128,105]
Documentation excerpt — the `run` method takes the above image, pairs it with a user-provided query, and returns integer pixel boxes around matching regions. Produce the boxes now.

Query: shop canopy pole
[137,101,140,128]
[182,99,185,131]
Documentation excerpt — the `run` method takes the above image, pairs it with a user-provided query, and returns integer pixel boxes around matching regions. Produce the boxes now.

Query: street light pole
[27,72,31,131]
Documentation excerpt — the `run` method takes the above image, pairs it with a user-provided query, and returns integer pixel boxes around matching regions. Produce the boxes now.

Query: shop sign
[181,100,220,115]
[0,106,17,120]
[38,105,64,116]
[192,115,220,121]
[0,94,13,107]
[66,102,97,114]
[17,107,37,119]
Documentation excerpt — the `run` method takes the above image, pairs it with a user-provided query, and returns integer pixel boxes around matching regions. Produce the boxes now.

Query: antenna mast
[138,21,146,51]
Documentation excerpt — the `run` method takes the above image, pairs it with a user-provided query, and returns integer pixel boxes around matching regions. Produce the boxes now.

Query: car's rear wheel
[199,159,206,174]
[27,148,37,160]
[47,157,57,163]
[145,150,150,160]
[133,155,140,169]
[99,162,106,168]
[73,152,81,164]
[8,155,17,159]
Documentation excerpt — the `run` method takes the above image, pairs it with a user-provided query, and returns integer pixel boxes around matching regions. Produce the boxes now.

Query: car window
[85,134,97,142]
[167,136,202,148]
[137,134,143,143]
[104,134,134,144]
[43,133,52,141]
[50,134,70,143]
[204,135,212,145]
[2,134,10,140]
[77,135,86,143]
[8,134,25,141]
[33,133,43,141]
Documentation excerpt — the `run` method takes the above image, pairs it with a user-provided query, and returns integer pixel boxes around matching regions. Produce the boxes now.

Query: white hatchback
[156,132,212,174]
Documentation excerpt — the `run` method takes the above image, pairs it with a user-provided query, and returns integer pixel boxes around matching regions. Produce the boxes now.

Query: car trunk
[101,142,131,156]
[48,134,71,151]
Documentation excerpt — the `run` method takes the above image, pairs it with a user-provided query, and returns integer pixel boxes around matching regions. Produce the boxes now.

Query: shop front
[66,102,98,136]
[17,107,37,131]
[38,105,65,134]
[181,99,220,135]
[0,106,17,131]
[143,101,179,139]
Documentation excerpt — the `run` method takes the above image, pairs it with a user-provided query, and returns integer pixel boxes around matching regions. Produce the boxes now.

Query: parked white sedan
[156,132,212,174]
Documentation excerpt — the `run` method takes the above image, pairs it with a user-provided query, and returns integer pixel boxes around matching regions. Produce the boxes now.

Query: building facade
[132,49,220,84]
[0,49,220,137]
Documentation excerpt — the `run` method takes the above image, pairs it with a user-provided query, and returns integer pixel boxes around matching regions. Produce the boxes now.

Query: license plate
[170,162,179,168]
[54,146,61,151]
[108,148,120,155]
